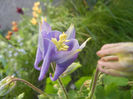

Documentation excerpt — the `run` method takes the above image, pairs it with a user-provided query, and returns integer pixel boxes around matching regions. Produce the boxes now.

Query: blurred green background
[0,0,133,98]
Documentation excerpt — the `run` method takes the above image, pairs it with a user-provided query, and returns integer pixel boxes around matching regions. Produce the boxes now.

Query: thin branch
[88,67,99,99]
[9,78,49,97]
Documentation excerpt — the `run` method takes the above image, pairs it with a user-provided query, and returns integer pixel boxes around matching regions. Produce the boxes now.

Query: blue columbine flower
[34,18,90,81]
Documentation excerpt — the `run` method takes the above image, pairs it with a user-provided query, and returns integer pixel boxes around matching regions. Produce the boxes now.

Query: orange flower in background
[37,8,42,14]
[32,12,38,18]
[34,1,40,7]
[31,1,42,25]
[30,18,37,25]
[5,21,18,40]
[32,1,41,13]
[12,21,17,26]
[8,31,13,35]
[5,35,11,40]
[32,6,39,12]
[32,2,40,12]
[11,21,19,32]
[6,31,13,40]
[12,26,18,32]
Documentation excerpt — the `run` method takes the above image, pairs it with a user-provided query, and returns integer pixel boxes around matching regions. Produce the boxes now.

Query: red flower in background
[16,7,24,15]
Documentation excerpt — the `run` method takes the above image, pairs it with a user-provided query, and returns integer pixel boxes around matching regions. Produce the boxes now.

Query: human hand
[97,42,133,77]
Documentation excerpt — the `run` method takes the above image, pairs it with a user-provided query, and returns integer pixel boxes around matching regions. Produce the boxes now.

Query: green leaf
[75,76,91,89]
[104,75,128,86]
[16,93,25,99]
[60,76,71,86]
[95,85,105,99]
[45,78,57,94]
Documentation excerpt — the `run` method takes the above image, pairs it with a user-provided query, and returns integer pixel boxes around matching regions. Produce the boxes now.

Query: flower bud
[53,84,59,89]
[38,94,49,99]
[57,88,64,98]
[62,62,81,77]
[16,7,24,15]
[84,80,91,88]
[0,76,16,96]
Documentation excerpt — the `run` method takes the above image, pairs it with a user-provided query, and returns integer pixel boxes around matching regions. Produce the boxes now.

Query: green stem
[89,67,99,99]
[10,78,49,97]
[51,63,69,99]
[79,82,85,93]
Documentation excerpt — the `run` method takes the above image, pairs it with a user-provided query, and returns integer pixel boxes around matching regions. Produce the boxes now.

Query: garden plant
[0,0,133,99]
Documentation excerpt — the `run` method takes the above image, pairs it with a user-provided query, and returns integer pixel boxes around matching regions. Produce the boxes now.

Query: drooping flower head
[34,18,90,81]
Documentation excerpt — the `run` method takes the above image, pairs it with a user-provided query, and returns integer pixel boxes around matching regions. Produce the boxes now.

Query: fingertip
[96,51,101,56]
[98,60,102,64]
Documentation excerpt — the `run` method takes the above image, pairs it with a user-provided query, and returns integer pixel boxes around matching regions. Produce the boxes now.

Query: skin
[96,42,133,77]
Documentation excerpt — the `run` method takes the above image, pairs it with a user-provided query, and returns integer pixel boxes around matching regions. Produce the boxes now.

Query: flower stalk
[9,77,49,97]
[51,63,69,99]
[88,67,99,99]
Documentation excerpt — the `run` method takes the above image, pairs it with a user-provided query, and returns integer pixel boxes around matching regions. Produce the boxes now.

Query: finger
[100,56,119,62]
[97,64,122,76]
[97,46,124,57]
[101,43,123,50]
[98,61,124,70]
[98,64,133,77]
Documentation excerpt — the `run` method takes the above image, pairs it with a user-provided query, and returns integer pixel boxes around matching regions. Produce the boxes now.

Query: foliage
[95,75,132,99]
[0,0,133,99]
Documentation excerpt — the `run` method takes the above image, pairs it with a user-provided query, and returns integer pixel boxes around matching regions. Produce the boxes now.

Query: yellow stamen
[44,17,47,22]
[41,17,47,23]
[51,32,69,51]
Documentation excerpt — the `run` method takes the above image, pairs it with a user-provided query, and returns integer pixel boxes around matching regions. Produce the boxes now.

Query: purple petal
[50,39,80,81]
[50,64,68,81]
[38,39,56,80]
[34,47,42,71]
[50,54,78,81]
[65,24,75,39]
[53,39,79,63]
[66,39,79,51]
[38,28,45,55]
[40,21,52,39]
[41,21,51,34]
[47,30,61,40]
[38,53,51,80]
